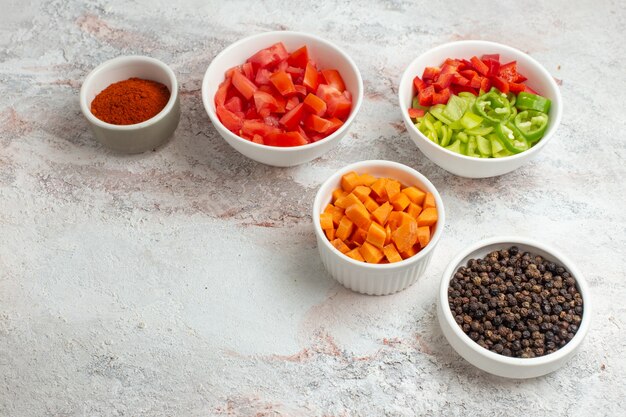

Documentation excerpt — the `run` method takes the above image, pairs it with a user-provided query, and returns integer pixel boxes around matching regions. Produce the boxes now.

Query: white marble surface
[1,1,625,416]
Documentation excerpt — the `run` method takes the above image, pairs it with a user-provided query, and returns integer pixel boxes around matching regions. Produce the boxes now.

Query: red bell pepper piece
[491,76,510,94]
[497,61,519,83]
[321,69,346,92]
[470,75,482,89]
[418,85,435,106]
[408,108,425,119]
[413,76,427,92]
[460,69,477,80]
[451,73,470,86]
[432,87,451,105]
[303,63,319,92]
[481,54,500,62]
[480,77,491,94]
[470,56,489,76]
[287,46,309,69]
[422,67,441,81]
[279,102,305,130]
[434,72,454,90]
[509,82,526,94]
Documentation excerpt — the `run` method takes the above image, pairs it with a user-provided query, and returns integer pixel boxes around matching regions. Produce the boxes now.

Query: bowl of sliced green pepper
[399,40,562,178]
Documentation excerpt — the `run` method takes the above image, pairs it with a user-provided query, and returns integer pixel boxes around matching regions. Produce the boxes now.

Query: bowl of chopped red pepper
[202,31,363,167]
[399,40,562,178]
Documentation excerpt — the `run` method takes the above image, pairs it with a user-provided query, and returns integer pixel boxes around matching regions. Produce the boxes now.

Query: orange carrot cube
[341,171,360,192]
[353,185,371,201]
[325,227,335,241]
[423,192,436,209]
[384,180,401,200]
[345,203,372,230]
[336,216,354,241]
[320,213,333,230]
[366,222,387,249]
[346,247,365,262]
[359,241,384,264]
[324,204,344,226]
[370,178,388,200]
[372,202,393,225]
[350,227,368,246]
[392,218,418,253]
[417,226,431,248]
[417,208,438,227]
[331,238,351,254]
[363,196,380,213]
[402,186,426,205]
[406,203,422,219]
[358,173,377,186]
[335,192,363,209]
[332,188,347,203]
[390,192,411,211]
[383,243,403,263]
[400,244,420,259]
[385,224,392,245]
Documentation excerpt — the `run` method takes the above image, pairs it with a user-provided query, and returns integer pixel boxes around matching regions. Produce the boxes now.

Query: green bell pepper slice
[474,91,512,123]
[516,92,551,113]
[495,122,530,154]
[514,110,549,143]
[460,111,483,129]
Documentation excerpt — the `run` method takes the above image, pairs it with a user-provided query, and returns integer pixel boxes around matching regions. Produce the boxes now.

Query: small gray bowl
[80,56,180,153]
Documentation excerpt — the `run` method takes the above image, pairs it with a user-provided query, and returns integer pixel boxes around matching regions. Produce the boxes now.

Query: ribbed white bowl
[313,160,445,295]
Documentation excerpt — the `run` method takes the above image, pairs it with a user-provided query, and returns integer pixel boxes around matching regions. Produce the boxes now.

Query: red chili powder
[90,77,171,125]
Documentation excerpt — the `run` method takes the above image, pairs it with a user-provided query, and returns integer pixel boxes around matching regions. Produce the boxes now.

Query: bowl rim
[201,30,364,153]
[79,55,179,130]
[439,235,591,367]
[398,40,563,163]
[313,159,446,269]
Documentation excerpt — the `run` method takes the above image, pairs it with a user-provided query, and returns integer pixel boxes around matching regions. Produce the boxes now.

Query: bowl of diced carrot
[202,31,363,167]
[313,160,445,295]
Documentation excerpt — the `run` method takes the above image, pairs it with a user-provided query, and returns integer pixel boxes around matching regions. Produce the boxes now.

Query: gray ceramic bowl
[79,56,180,153]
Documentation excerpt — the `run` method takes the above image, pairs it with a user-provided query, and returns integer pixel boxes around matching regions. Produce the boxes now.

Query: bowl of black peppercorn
[437,236,591,379]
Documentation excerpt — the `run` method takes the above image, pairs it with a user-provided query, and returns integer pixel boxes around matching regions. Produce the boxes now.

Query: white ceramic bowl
[80,56,180,153]
[202,31,363,167]
[438,236,591,378]
[399,40,562,178]
[313,160,445,295]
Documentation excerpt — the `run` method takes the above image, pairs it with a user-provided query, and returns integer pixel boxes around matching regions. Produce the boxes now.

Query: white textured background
[1,0,625,416]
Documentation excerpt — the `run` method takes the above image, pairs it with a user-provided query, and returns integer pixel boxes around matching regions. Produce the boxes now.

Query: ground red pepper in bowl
[90,77,170,125]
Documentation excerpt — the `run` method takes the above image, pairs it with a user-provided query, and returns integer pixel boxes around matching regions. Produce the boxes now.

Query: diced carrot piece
[417,208,438,227]
[392,218,418,253]
[325,227,335,241]
[366,222,386,249]
[332,188,347,203]
[320,213,333,230]
[423,192,436,209]
[324,203,344,226]
[335,193,362,210]
[406,203,423,219]
[383,243,403,263]
[336,216,354,241]
[370,178,388,200]
[346,248,364,262]
[331,238,350,254]
[385,225,392,245]
[358,174,377,187]
[390,192,411,211]
[417,226,431,248]
[345,203,371,231]
[352,185,371,201]
[384,180,401,200]
[350,227,367,246]
[363,196,379,213]
[402,186,426,205]
[400,244,420,259]
[359,242,384,264]
[341,172,360,192]
[372,202,393,225]
[387,211,404,231]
